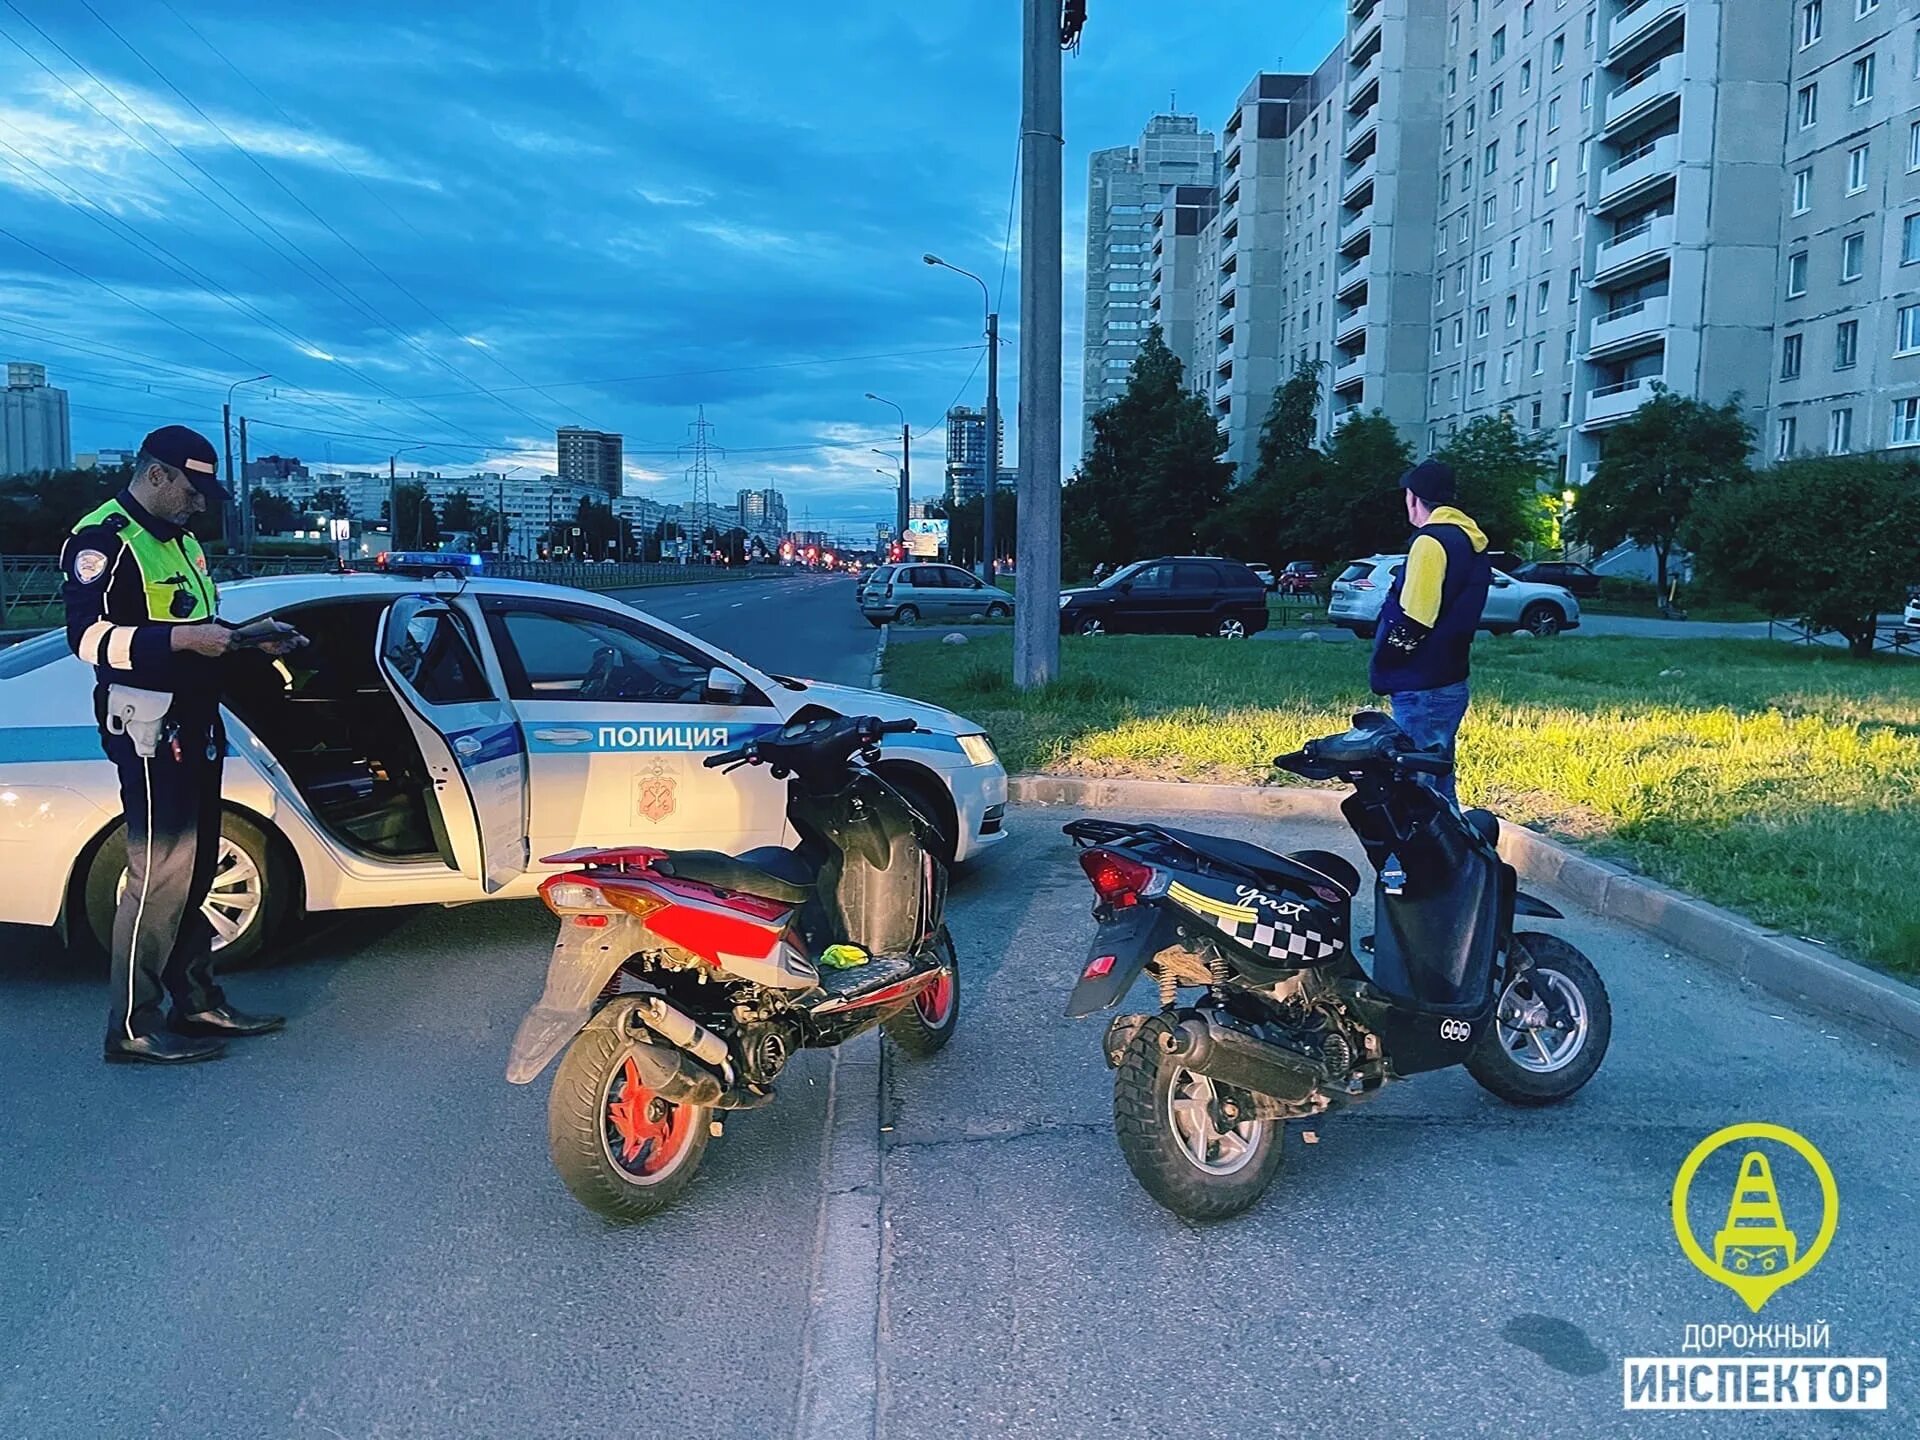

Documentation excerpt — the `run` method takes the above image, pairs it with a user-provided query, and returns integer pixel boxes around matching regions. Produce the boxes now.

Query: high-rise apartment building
[555,427,623,497]
[2,362,71,476]
[736,486,788,534]
[944,405,1007,503]
[1147,182,1221,384]
[1096,0,1917,491]
[1084,114,1221,447]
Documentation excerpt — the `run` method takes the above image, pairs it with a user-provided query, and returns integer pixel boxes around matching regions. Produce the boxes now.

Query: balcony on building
[1580,462,1602,486]
[1602,52,1684,138]
[1346,104,1380,160]
[1594,132,1679,215]
[1592,213,1675,284]
[1606,0,1685,70]
[1350,0,1384,61]
[1580,374,1663,430]
[1336,302,1369,345]
[1346,54,1381,112]
[1217,317,1235,346]
[1341,154,1378,205]
[1214,369,1235,405]
[1585,295,1670,358]
[1338,203,1374,253]
[1333,355,1367,394]
[1335,255,1370,302]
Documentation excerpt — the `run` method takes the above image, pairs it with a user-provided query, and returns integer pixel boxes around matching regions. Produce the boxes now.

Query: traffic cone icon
[1713,1151,1798,1276]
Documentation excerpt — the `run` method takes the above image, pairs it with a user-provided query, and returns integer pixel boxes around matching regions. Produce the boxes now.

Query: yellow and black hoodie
[1368,505,1492,695]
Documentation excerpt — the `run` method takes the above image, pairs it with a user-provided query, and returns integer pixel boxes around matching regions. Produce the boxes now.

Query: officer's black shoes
[169,1005,286,1038]
[105,1031,226,1065]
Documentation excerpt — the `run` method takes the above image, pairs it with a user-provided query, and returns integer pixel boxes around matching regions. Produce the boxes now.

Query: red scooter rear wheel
[547,1016,712,1221]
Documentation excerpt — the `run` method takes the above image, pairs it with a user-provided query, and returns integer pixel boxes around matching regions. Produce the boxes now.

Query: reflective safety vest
[71,497,217,622]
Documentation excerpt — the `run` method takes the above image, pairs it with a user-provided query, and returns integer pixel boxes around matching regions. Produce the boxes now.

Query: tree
[1304,411,1416,563]
[440,489,477,533]
[417,497,440,547]
[1569,385,1753,595]
[1062,326,1234,574]
[1432,413,1557,553]
[248,487,300,536]
[311,486,349,518]
[1198,360,1324,561]
[0,463,139,552]
[1690,453,1920,655]
[942,488,1016,568]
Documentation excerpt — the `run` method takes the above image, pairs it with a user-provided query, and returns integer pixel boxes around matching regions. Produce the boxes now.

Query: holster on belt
[104,685,173,759]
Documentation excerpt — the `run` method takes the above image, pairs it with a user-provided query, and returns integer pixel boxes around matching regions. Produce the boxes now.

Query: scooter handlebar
[1394,749,1453,776]
[703,744,754,769]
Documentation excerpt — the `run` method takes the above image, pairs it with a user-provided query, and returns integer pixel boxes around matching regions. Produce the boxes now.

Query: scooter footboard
[505,916,644,1085]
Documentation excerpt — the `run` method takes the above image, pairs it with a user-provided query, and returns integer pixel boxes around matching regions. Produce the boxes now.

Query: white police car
[0,559,1008,963]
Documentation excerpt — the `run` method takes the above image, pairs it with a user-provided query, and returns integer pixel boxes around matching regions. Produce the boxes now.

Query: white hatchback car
[0,568,1007,963]
[1327,555,1583,638]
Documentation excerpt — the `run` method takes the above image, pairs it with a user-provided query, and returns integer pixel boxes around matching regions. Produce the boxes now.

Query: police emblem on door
[634,760,677,823]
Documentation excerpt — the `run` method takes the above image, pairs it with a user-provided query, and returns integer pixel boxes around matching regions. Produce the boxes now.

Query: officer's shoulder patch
[72,549,110,585]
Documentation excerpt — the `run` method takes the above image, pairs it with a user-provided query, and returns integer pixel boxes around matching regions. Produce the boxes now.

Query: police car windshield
[0,630,68,680]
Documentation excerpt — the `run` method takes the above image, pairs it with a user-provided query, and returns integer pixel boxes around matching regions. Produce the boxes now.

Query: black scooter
[1064,711,1611,1219]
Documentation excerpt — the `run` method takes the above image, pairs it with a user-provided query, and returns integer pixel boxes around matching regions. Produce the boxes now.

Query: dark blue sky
[0,0,1343,530]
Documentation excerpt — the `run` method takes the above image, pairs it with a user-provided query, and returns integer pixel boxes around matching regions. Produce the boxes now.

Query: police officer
[62,425,305,1064]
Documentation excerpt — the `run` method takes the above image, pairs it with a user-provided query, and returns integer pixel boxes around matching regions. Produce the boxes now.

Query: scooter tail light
[540,876,611,914]
[605,888,669,921]
[1078,848,1154,908]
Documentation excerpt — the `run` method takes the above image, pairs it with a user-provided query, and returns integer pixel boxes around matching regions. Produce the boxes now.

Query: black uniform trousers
[103,711,228,1041]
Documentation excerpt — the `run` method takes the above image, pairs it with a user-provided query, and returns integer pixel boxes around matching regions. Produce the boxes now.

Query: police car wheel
[80,809,286,968]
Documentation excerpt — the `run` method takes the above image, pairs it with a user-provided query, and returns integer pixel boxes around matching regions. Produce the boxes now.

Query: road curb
[870,623,889,689]
[1008,773,1920,1060]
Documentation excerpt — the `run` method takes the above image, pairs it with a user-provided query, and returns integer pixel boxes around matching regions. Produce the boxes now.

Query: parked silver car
[1327,555,1582,638]
[862,562,1013,627]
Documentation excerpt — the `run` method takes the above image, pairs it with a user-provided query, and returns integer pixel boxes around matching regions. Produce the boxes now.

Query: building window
[1476,307,1491,337]
[1798,84,1819,129]
[1578,140,1590,177]
[1857,0,1879,16]
[1532,339,1545,374]
[1792,168,1812,214]
[1565,330,1577,364]
[1479,252,1494,284]
[1450,369,1463,400]
[1472,360,1488,392]
[1490,84,1505,118]
[1509,236,1521,270]
[1469,49,1480,80]
[1545,157,1560,193]
[1836,319,1859,368]
[1542,219,1554,252]
[1549,96,1562,131]
[1522,60,1534,93]
[1777,417,1798,459]
[1787,251,1809,297]
[1457,262,1468,295]
[1851,55,1875,106]
[1513,177,1525,211]
[1580,75,1593,111]
[1523,1,1536,36]
[1445,120,1456,151]
[1506,295,1519,327]
[1897,303,1920,355]
[1904,213,1920,264]
[1910,120,1920,171]
[1492,26,1507,61]
[1802,0,1823,47]
[1516,119,1529,155]
[1454,317,1465,345]
[1537,280,1551,313]
[1830,408,1853,454]
[1442,172,1454,203]
[1847,145,1870,194]
[1431,376,1444,406]
[1552,34,1565,69]
[1841,232,1865,281]
[1466,103,1478,136]
[1502,350,1516,384]
[1895,397,1920,446]
[1781,332,1804,379]
[1483,195,1498,228]
[1485,141,1500,175]
[1435,326,1446,355]
[1448,66,1459,97]
[1567,267,1581,301]
[1450,15,1460,47]
[1531,399,1544,428]
[1584,8,1597,47]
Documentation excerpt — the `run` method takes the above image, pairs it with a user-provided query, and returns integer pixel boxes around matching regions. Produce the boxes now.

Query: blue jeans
[1389,681,1469,806]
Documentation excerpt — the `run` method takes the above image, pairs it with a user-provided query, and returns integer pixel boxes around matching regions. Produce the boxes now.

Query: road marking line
[731,601,744,608]
[680,613,701,619]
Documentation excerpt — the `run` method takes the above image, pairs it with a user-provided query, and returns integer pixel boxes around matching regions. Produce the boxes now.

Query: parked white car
[1327,555,1583,638]
[0,568,1007,964]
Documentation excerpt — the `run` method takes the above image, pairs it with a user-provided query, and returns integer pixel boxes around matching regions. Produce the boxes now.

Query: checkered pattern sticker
[1218,915,1342,965]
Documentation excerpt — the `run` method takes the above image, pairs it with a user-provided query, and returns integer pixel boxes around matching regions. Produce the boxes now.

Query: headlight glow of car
[956,732,998,767]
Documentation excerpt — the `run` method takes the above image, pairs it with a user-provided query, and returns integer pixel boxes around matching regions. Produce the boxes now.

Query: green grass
[889,632,1920,973]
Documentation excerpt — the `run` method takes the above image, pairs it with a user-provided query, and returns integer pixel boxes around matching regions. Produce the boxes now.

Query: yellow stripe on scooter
[1167,881,1257,924]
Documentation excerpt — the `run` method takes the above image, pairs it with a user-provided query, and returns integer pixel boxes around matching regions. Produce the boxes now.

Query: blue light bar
[375,551,484,575]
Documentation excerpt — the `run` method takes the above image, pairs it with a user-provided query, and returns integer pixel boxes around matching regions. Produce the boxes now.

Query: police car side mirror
[703,668,747,705]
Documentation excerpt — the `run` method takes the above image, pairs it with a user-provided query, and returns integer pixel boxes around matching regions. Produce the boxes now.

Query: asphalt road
[608,570,877,687]
[880,810,1917,1438]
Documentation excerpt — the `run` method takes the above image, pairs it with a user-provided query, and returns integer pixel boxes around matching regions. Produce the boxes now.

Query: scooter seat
[657,846,817,904]
[1153,826,1359,897]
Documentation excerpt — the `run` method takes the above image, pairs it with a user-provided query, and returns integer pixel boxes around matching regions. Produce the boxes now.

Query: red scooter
[506,714,958,1220]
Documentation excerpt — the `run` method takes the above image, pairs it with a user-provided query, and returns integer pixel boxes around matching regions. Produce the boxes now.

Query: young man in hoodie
[1368,459,1491,805]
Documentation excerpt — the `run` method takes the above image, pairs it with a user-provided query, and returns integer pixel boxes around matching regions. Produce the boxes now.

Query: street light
[223,373,270,556]
[923,254,999,579]
[864,392,910,541]
[388,444,430,549]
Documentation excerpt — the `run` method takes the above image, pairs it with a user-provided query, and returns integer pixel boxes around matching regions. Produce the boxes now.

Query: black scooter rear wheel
[1466,934,1612,1107]
[1113,1015,1283,1220]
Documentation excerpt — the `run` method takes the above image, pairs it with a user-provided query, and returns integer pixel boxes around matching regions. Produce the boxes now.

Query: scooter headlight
[956,732,998,767]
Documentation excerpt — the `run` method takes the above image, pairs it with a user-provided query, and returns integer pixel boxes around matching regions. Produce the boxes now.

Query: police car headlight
[956,732,998,767]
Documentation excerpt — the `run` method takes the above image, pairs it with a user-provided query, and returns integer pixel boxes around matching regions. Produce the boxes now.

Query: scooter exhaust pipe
[1161,1016,1326,1104]
[624,1036,726,1108]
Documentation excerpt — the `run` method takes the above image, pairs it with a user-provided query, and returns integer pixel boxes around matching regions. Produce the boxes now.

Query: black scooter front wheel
[882,929,960,1057]
[1466,933,1612,1107]
[1112,1015,1283,1220]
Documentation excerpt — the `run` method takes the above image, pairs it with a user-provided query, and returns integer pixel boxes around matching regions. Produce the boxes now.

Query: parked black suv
[1058,556,1270,638]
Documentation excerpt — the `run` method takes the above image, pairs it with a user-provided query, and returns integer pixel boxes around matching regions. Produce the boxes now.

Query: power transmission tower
[680,406,724,560]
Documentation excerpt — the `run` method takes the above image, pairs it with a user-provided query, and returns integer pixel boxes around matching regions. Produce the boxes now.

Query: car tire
[1354,624,1377,640]
[1520,603,1565,638]
[1077,615,1107,637]
[986,602,1011,619]
[79,808,288,968]
[1214,616,1248,640]
[894,605,920,626]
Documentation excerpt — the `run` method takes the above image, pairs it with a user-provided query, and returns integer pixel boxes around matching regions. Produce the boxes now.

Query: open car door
[375,594,529,892]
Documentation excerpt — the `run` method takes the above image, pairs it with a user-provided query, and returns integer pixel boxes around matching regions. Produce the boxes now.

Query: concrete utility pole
[1014,0,1065,689]
[237,415,251,565]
